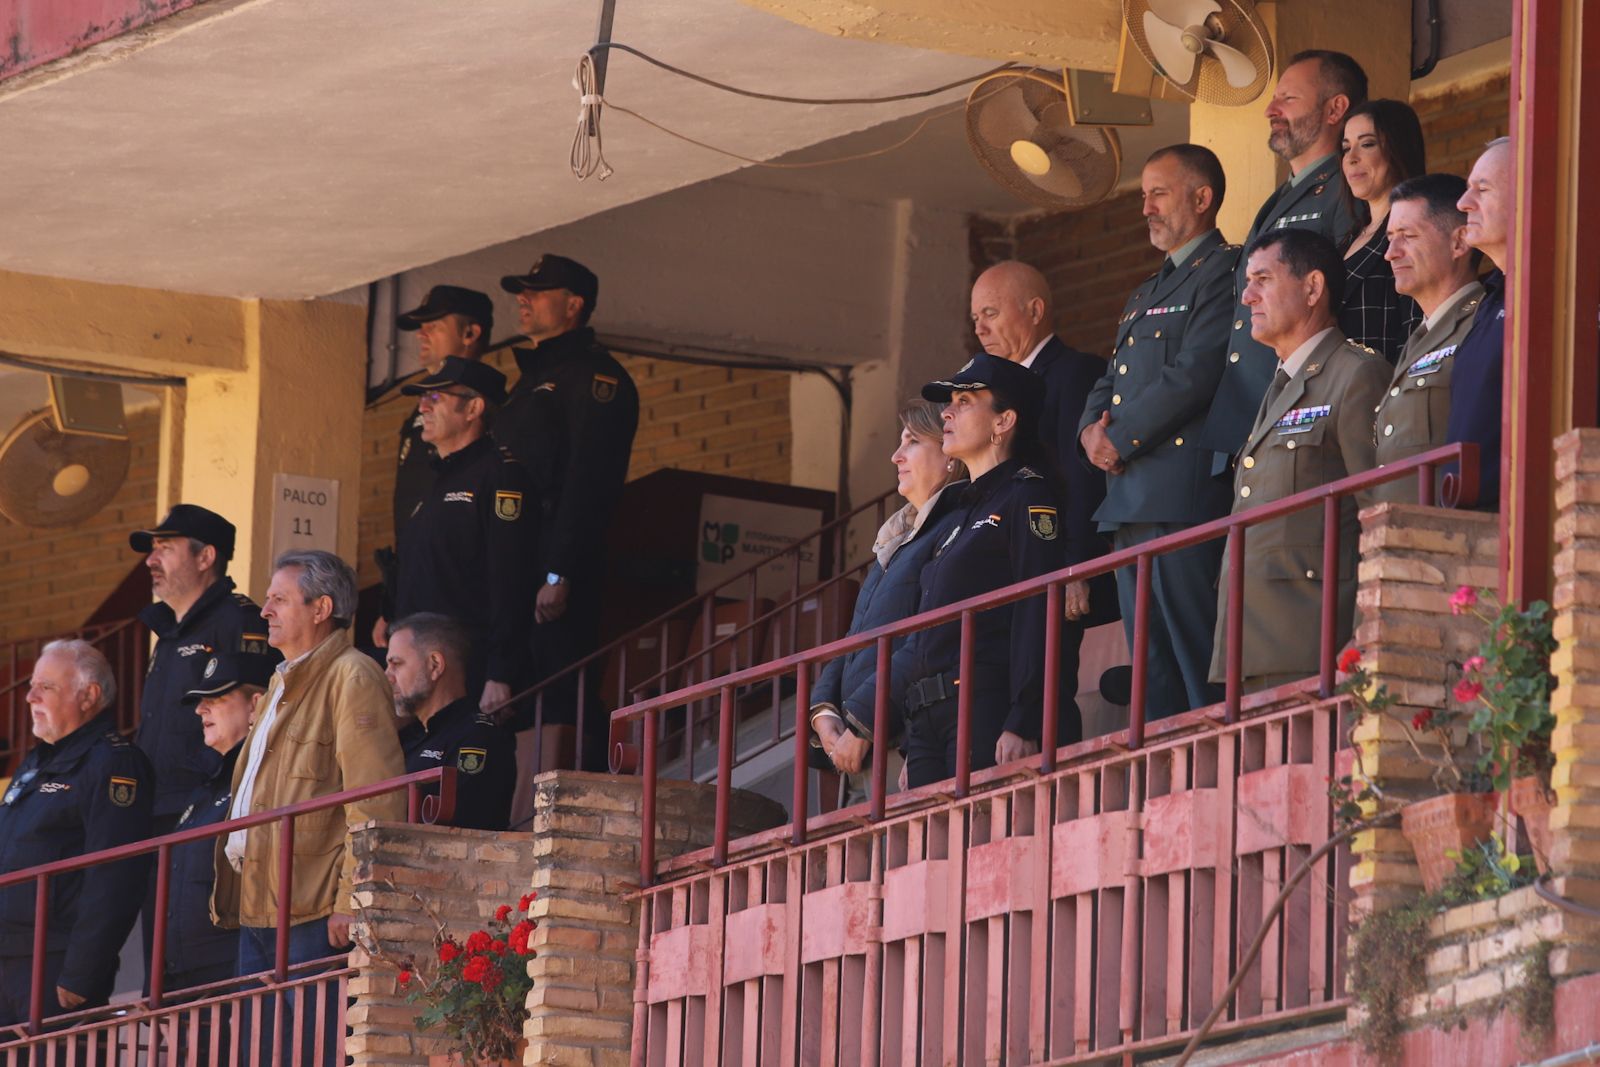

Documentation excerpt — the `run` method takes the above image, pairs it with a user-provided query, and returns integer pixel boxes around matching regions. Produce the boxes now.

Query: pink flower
[1338,648,1362,674]
[1453,678,1484,703]
[1463,655,1486,674]
[1450,586,1479,616]
[1411,709,1435,731]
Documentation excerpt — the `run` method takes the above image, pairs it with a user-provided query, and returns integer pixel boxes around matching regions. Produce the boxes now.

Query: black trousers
[521,580,608,771]
[1112,523,1225,720]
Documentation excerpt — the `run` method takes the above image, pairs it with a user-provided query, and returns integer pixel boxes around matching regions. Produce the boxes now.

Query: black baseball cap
[499,254,599,309]
[130,504,237,562]
[182,650,280,705]
[396,285,494,335]
[922,351,1045,423]
[401,356,508,407]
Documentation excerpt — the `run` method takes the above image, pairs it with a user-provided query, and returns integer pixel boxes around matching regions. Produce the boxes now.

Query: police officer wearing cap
[1079,145,1238,719]
[495,255,639,765]
[1208,230,1387,693]
[1370,173,1484,505]
[157,651,274,997]
[0,640,153,1026]
[1195,51,1367,473]
[375,286,497,650]
[386,613,515,831]
[893,352,1078,787]
[393,357,538,714]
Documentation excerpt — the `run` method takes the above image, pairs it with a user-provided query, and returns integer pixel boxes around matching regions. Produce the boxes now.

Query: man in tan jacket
[213,549,403,1062]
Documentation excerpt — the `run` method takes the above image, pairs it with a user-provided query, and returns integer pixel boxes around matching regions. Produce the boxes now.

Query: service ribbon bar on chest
[1274,403,1330,432]
[1144,304,1190,317]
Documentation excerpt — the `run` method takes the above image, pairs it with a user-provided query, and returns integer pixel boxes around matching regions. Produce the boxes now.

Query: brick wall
[0,406,158,643]
[1412,71,1512,179]
[357,352,793,590]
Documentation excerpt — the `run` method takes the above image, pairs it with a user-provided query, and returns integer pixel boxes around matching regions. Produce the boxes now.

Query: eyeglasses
[421,389,475,405]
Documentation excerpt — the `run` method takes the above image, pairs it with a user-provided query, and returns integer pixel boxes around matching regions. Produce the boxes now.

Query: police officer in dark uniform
[0,641,153,1026]
[1080,145,1238,719]
[496,255,639,765]
[1195,50,1367,473]
[385,613,515,831]
[893,353,1075,788]
[393,357,539,713]
[375,285,496,648]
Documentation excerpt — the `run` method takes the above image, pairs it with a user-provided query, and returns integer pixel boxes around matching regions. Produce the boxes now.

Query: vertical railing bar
[1319,496,1340,699]
[1418,463,1436,507]
[1225,527,1245,723]
[870,635,893,821]
[956,609,975,798]
[1040,583,1062,775]
[1130,554,1153,750]
[27,872,47,1033]
[792,665,811,847]
[275,814,294,983]
[149,842,173,1009]
[576,661,589,771]
[640,708,659,887]
[713,686,735,866]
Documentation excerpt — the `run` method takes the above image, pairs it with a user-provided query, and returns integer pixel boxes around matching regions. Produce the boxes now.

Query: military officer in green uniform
[1209,230,1389,693]
[1195,50,1368,473]
[1078,144,1238,719]
[1371,173,1484,504]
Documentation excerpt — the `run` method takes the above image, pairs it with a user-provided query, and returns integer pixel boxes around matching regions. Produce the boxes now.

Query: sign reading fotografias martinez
[696,494,823,601]
[269,473,339,563]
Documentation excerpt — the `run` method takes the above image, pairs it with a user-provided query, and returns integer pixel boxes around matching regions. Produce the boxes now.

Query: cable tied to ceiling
[571,51,614,181]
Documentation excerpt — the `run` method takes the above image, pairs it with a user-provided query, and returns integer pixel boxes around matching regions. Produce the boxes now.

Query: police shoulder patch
[109,775,138,808]
[1015,466,1043,481]
[1028,506,1058,541]
[457,747,487,775]
[592,374,618,403]
[494,490,523,522]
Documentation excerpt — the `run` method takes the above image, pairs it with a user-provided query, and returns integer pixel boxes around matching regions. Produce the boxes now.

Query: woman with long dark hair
[893,352,1077,788]
[1338,98,1426,363]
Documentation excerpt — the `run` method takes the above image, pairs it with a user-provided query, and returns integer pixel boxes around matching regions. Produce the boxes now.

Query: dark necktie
[1158,257,1176,282]
[1263,367,1292,412]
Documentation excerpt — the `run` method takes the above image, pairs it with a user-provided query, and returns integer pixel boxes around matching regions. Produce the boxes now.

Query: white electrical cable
[571,52,614,181]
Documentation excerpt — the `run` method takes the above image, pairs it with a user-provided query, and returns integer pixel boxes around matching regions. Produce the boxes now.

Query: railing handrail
[0,616,144,701]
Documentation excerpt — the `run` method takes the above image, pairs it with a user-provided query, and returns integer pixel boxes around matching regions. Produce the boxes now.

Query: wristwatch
[546,573,566,587]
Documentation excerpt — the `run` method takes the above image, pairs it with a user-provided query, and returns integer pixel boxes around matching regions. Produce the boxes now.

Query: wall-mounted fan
[0,378,130,528]
[966,69,1123,211]
[1122,0,1274,106]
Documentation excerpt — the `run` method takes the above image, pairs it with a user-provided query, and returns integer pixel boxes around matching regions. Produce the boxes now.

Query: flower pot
[428,1041,526,1067]
[1510,775,1556,874]
[1399,792,1498,893]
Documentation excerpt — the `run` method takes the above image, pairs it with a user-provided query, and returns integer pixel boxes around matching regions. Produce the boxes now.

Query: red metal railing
[0,618,148,771]
[0,764,454,1049]
[615,443,1478,1064]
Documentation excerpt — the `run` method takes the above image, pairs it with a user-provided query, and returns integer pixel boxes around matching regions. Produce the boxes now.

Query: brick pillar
[1348,502,1499,917]
[346,772,785,1065]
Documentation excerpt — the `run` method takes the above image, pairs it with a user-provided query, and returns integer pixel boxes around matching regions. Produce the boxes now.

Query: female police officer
[893,352,1077,788]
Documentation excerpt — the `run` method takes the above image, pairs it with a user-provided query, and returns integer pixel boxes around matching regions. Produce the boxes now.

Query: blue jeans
[237,919,343,1066]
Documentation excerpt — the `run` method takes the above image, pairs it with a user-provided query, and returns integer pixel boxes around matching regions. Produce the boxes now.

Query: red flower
[1453,678,1484,703]
[1450,585,1479,616]
[518,892,538,912]
[438,940,461,963]
[511,920,537,955]
[461,954,494,984]
[494,904,512,922]
[490,939,507,954]
[1411,709,1435,731]
[464,930,493,954]
[1337,648,1362,674]
[397,967,413,987]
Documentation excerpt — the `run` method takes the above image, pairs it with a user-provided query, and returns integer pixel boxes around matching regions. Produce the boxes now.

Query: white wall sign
[270,474,340,563]
[696,494,824,600]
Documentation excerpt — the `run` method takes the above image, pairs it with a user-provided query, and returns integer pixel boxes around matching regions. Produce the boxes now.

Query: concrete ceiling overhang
[736,0,1124,70]
[0,0,999,299]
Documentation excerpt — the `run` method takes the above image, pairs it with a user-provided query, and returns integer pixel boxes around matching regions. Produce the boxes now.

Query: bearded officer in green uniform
[1369,173,1484,504]
[1209,229,1389,693]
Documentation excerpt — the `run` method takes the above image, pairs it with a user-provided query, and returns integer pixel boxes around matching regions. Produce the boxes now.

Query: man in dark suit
[1079,145,1238,719]
[1195,49,1368,474]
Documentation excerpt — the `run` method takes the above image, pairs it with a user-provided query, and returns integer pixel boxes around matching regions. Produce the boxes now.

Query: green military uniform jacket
[1079,230,1239,526]
[1369,282,1486,505]
[1209,329,1389,683]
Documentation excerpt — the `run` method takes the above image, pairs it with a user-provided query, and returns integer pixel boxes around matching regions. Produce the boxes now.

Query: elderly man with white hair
[0,639,154,1025]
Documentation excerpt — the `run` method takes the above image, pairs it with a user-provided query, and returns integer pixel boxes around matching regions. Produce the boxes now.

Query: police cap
[402,356,508,407]
[129,504,236,562]
[499,254,599,309]
[921,352,1044,423]
[396,285,494,335]
[182,650,279,705]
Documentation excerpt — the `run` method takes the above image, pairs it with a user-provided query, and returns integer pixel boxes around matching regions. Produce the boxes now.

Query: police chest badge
[457,748,487,775]
[1028,506,1059,541]
[494,490,523,522]
[399,436,412,465]
[109,776,138,808]
[592,374,618,403]
[203,656,218,679]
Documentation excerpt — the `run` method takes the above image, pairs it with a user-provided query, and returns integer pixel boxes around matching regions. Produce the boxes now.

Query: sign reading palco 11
[269,473,340,562]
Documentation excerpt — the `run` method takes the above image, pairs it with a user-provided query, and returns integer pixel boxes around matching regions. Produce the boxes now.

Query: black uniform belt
[904,672,957,716]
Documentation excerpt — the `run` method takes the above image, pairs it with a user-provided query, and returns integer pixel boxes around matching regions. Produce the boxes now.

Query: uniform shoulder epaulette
[1015,466,1043,481]
[1462,297,1482,313]
[1346,340,1380,357]
[232,593,254,606]
[103,730,131,747]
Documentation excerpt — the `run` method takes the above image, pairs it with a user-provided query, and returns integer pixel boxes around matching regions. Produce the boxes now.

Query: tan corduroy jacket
[211,627,405,929]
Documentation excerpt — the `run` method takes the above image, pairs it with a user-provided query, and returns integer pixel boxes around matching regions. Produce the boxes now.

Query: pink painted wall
[0,0,198,82]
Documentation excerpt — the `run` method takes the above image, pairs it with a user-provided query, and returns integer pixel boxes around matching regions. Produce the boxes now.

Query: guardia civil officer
[1370,173,1484,504]
[894,353,1076,787]
[0,641,153,1026]
[1079,144,1238,719]
[496,255,639,766]
[374,285,495,650]
[393,358,539,714]
[1195,50,1367,473]
[1448,138,1512,509]
[386,613,515,832]
[1208,230,1388,693]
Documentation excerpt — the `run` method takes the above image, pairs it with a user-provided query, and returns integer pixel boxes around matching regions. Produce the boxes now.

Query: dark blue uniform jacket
[1446,269,1506,509]
[162,745,240,984]
[399,697,517,831]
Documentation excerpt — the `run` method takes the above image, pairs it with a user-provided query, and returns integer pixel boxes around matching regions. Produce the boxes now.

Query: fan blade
[1206,38,1259,88]
[974,80,1046,150]
[1143,10,1198,84]
[1063,126,1112,156]
[1146,0,1221,28]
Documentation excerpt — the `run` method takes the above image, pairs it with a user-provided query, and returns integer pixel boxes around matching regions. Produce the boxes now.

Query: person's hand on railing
[826,732,870,776]
[1064,579,1091,622]
[480,679,512,716]
[995,731,1039,766]
[56,985,85,1010]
